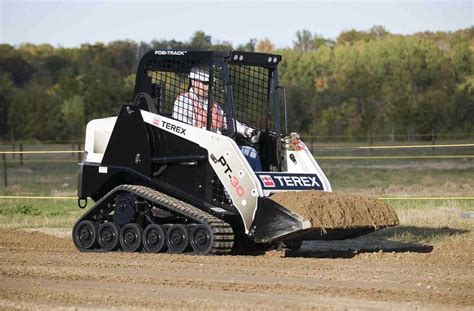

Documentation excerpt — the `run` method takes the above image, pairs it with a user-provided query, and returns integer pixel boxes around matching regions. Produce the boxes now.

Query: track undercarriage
[73,185,235,255]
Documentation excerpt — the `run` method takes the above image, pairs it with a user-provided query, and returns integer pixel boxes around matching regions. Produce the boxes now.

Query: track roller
[97,222,120,251]
[165,224,189,253]
[143,224,166,253]
[73,220,97,250]
[120,223,143,252]
[190,224,214,254]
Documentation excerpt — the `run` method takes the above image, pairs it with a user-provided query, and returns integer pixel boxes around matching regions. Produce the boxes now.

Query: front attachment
[250,190,399,244]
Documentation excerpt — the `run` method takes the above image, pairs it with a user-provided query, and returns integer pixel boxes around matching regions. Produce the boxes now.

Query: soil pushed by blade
[270,190,399,231]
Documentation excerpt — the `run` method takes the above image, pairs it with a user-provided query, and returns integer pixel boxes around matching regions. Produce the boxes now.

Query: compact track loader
[73,50,398,255]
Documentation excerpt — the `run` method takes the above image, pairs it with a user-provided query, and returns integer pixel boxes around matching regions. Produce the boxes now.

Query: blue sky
[1,0,472,48]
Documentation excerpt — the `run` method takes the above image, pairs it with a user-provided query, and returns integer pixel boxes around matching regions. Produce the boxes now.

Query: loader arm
[141,109,263,233]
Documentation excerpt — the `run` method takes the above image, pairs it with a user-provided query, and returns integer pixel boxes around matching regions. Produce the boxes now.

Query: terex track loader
[73,50,398,255]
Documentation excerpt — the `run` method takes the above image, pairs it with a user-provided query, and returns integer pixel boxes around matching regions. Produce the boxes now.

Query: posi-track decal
[154,50,187,56]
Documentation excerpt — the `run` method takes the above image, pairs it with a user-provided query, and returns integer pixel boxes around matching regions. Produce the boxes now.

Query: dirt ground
[270,190,399,230]
[0,229,473,310]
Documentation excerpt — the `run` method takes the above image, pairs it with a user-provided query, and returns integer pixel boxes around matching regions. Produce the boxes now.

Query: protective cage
[132,50,283,212]
[133,51,283,136]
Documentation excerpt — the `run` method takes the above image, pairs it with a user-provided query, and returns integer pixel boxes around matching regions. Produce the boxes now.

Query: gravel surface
[1,229,473,310]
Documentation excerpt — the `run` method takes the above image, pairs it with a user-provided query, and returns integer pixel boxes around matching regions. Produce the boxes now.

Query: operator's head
[189,65,209,98]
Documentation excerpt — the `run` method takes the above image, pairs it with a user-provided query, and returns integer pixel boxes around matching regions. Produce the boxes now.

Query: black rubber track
[73,184,234,255]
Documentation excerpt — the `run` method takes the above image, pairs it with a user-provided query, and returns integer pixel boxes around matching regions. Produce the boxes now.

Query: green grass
[0,143,473,247]
[0,161,77,196]
[323,164,474,196]
[0,198,472,248]
[1,158,473,197]
[0,199,81,229]
[378,200,473,243]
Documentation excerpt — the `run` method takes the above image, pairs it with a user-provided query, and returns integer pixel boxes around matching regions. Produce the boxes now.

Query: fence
[0,140,473,201]
[300,132,474,143]
[0,142,82,188]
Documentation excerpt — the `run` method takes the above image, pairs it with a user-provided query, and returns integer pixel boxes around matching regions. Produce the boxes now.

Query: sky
[1,0,472,48]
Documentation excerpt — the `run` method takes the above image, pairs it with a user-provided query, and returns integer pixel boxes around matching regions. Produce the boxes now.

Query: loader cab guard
[132,50,283,138]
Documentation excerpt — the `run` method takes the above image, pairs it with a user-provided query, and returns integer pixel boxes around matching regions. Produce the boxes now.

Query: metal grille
[209,172,234,209]
[146,59,234,210]
[208,65,228,132]
[147,60,228,133]
[145,58,275,212]
[228,64,276,131]
[147,59,193,116]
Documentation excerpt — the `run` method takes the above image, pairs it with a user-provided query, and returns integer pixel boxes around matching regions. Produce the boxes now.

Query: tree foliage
[1,28,472,142]
[281,27,473,139]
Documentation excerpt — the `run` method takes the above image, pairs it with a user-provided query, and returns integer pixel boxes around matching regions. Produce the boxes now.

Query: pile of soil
[270,190,399,231]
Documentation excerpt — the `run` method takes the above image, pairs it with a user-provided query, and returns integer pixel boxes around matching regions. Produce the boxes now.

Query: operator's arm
[210,103,259,143]
[214,103,251,136]
[213,104,249,136]
[173,94,195,126]
[235,120,251,136]
[235,119,260,143]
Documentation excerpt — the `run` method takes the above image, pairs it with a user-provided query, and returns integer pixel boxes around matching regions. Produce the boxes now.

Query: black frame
[132,50,282,137]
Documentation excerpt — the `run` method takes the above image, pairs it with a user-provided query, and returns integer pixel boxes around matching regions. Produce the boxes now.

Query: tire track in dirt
[1,230,473,309]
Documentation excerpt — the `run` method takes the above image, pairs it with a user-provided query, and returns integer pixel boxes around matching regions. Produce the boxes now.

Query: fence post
[431,128,436,155]
[78,142,82,162]
[2,153,7,188]
[369,134,373,155]
[11,143,15,159]
[19,143,23,165]
[72,141,75,158]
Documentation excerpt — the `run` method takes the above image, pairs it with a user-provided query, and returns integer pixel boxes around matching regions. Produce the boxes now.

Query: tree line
[0,27,472,142]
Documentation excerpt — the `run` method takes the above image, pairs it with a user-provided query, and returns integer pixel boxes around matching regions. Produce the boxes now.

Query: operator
[173,65,262,171]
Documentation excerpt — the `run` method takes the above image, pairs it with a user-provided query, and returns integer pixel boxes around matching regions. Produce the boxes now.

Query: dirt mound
[270,190,399,231]
[0,229,73,251]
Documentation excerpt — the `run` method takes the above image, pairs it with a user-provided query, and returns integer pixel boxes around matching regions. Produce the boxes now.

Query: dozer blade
[250,190,399,244]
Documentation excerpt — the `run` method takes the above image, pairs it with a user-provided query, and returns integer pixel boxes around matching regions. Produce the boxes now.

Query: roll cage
[132,50,283,138]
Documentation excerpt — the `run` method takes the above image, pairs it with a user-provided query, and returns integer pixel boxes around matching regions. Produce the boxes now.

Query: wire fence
[0,141,472,201]
[1,132,473,145]
[300,132,474,143]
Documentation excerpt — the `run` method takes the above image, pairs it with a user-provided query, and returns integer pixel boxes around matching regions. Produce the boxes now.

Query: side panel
[141,110,263,233]
[151,128,209,204]
[83,117,117,163]
[281,141,332,192]
[78,163,132,201]
[101,106,151,176]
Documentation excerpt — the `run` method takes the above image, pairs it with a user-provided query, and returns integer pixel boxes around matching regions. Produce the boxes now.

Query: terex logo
[274,175,320,188]
[155,50,187,56]
[259,175,275,187]
[257,173,323,190]
[152,117,160,127]
[161,120,186,135]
